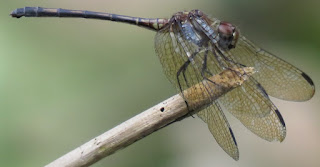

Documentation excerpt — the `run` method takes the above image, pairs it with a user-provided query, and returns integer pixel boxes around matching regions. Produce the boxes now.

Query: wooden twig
[45,67,255,167]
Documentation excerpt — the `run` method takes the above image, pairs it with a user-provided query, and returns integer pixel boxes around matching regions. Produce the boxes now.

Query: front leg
[176,50,200,93]
[201,49,218,86]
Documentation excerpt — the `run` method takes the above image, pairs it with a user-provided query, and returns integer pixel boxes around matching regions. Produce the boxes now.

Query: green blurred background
[1,0,320,166]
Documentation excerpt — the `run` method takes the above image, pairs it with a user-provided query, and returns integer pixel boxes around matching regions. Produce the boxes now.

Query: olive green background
[1,0,320,167]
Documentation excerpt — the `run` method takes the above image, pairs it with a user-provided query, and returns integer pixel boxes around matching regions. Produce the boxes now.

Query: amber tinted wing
[228,36,315,101]
[197,102,239,160]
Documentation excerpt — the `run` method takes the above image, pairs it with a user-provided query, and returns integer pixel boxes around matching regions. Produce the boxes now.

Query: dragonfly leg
[176,50,200,111]
[214,44,246,68]
[211,43,249,78]
[201,48,213,77]
[201,49,219,86]
[177,59,191,92]
[176,50,200,92]
[176,57,192,110]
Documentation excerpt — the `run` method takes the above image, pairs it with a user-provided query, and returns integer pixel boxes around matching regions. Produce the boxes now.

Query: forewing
[217,77,286,141]
[228,36,315,101]
[197,102,239,160]
[209,46,277,118]
[217,76,277,118]
[202,40,287,141]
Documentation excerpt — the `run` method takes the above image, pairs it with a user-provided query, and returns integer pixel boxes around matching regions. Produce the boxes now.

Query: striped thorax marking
[194,17,219,43]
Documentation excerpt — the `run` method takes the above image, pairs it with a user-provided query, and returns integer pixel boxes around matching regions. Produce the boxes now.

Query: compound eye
[218,22,235,36]
[218,21,239,50]
[231,29,240,48]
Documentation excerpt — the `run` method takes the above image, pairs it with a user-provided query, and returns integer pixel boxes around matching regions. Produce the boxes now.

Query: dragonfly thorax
[181,22,208,46]
[176,11,215,47]
[175,10,240,50]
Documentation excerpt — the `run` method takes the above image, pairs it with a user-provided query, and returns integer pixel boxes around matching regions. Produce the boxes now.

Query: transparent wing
[197,102,239,160]
[207,47,277,118]
[211,43,287,141]
[217,76,279,117]
[218,77,286,141]
[219,97,287,142]
[228,36,315,101]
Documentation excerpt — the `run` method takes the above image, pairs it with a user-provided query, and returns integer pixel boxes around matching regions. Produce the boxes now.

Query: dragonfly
[11,7,315,160]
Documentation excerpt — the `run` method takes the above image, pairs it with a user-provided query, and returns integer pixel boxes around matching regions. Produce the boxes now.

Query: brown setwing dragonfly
[11,7,315,160]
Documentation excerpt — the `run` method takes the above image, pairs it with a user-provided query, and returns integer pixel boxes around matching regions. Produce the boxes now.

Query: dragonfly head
[218,22,239,50]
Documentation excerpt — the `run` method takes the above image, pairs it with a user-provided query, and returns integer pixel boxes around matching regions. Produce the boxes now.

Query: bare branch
[45,67,255,167]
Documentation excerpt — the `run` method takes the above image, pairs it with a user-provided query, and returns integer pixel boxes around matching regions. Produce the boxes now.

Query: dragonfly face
[218,22,240,50]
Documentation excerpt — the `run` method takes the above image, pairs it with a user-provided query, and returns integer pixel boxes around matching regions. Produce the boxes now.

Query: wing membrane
[222,100,287,142]
[228,36,315,101]
[208,47,277,118]
[197,102,239,160]
[218,77,278,118]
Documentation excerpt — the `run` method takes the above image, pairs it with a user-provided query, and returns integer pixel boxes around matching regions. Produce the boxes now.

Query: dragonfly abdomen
[10,7,169,31]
